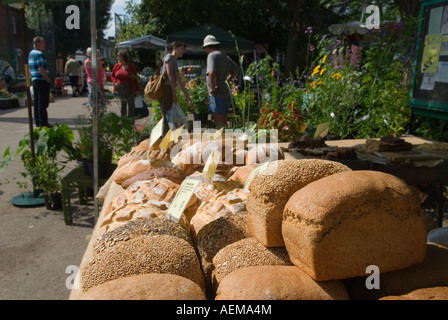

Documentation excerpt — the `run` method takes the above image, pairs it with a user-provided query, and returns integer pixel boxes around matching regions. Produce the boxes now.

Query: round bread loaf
[226,164,259,187]
[117,149,148,168]
[212,237,292,287]
[215,265,350,300]
[195,213,251,297]
[81,218,204,292]
[79,273,206,300]
[121,166,186,189]
[246,159,351,247]
[190,188,249,239]
[379,286,448,300]
[245,144,284,165]
[346,243,448,300]
[282,170,427,281]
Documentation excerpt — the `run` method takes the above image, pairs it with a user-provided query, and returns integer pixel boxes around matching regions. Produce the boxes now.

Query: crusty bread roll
[346,243,448,300]
[117,149,148,168]
[79,273,206,300]
[283,170,427,281]
[99,178,195,236]
[121,166,187,189]
[226,164,259,187]
[195,213,251,298]
[81,218,204,293]
[215,266,350,300]
[212,237,292,287]
[379,286,448,300]
[113,159,177,185]
[246,159,351,247]
[190,188,249,239]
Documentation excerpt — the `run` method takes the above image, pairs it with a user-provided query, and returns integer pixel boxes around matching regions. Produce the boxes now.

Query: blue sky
[105,0,141,38]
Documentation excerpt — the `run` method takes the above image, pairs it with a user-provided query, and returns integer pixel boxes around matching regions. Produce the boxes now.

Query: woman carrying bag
[159,41,195,135]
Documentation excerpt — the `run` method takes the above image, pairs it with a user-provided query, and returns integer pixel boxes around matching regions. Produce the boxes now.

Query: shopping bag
[166,103,188,130]
[144,70,166,100]
[134,95,149,118]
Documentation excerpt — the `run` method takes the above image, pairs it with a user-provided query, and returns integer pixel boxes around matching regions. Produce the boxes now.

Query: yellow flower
[320,68,327,76]
[322,55,327,64]
[311,65,321,77]
[332,73,343,80]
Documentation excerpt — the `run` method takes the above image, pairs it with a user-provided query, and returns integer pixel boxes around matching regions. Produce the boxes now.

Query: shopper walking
[28,36,52,128]
[202,35,238,129]
[84,47,106,113]
[65,55,80,97]
[111,50,139,118]
[159,41,195,135]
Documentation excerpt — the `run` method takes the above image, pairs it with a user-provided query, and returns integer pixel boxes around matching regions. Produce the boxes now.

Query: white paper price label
[149,119,164,148]
[168,177,201,223]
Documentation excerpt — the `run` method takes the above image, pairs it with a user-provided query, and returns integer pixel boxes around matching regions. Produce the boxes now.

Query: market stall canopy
[166,23,255,55]
[115,35,167,50]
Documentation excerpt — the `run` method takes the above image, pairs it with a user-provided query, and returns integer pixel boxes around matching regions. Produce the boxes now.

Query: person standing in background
[202,35,238,129]
[111,50,139,118]
[28,36,52,128]
[65,55,79,97]
[84,47,106,113]
[54,73,63,96]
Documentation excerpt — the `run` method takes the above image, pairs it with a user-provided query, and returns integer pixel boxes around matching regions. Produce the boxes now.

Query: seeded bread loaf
[246,159,351,247]
[282,170,427,281]
[81,218,204,293]
[212,237,292,287]
[215,266,350,300]
[195,213,251,298]
[79,273,206,300]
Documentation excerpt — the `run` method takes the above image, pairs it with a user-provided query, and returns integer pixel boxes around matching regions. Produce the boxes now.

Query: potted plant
[1,124,76,209]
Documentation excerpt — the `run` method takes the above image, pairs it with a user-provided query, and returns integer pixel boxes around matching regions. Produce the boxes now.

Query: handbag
[144,62,166,100]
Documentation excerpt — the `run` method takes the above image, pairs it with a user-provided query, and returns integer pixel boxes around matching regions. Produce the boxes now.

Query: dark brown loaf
[246,159,351,247]
[79,273,206,300]
[282,170,427,281]
[347,243,448,300]
[215,266,350,300]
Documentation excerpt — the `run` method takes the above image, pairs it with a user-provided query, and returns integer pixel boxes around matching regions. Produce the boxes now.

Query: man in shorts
[203,35,238,129]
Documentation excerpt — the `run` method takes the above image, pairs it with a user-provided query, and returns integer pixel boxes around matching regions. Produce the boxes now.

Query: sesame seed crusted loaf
[81,218,204,293]
[195,213,251,298]
[282,170,427,281]
[211,237,293,288]
[246,159,351,247]
[79,273,207,300]
[215,265,350,300]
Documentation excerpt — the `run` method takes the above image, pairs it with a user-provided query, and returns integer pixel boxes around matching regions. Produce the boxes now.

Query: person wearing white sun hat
[203,35,238,129]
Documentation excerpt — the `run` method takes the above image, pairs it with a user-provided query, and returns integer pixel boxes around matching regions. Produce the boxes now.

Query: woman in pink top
[84,47,107,112]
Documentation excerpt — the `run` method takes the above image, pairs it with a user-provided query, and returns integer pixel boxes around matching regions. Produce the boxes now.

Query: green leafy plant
[186,76,209,114]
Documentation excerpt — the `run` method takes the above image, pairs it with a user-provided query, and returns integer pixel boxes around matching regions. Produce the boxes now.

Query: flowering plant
[186,76,209,114]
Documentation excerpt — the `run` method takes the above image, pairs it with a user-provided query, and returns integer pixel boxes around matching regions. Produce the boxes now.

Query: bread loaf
[212,237,292,286]
[190,188,249,239]
[113,159,177,185]
[81,218,204,292]
[282,170,427,281]
[215,266,350,300]
[245,144,284,164]
[246,159,351,247]
[346,243,448,300]
[117,149,148,168]
[195,214,251,297]
[226,164,259,187]
[121,167,187,189]
[379,286,448,300]
[79,273,206,300]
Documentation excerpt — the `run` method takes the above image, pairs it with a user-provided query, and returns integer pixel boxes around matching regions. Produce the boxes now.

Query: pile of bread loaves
[78,136,448,300]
